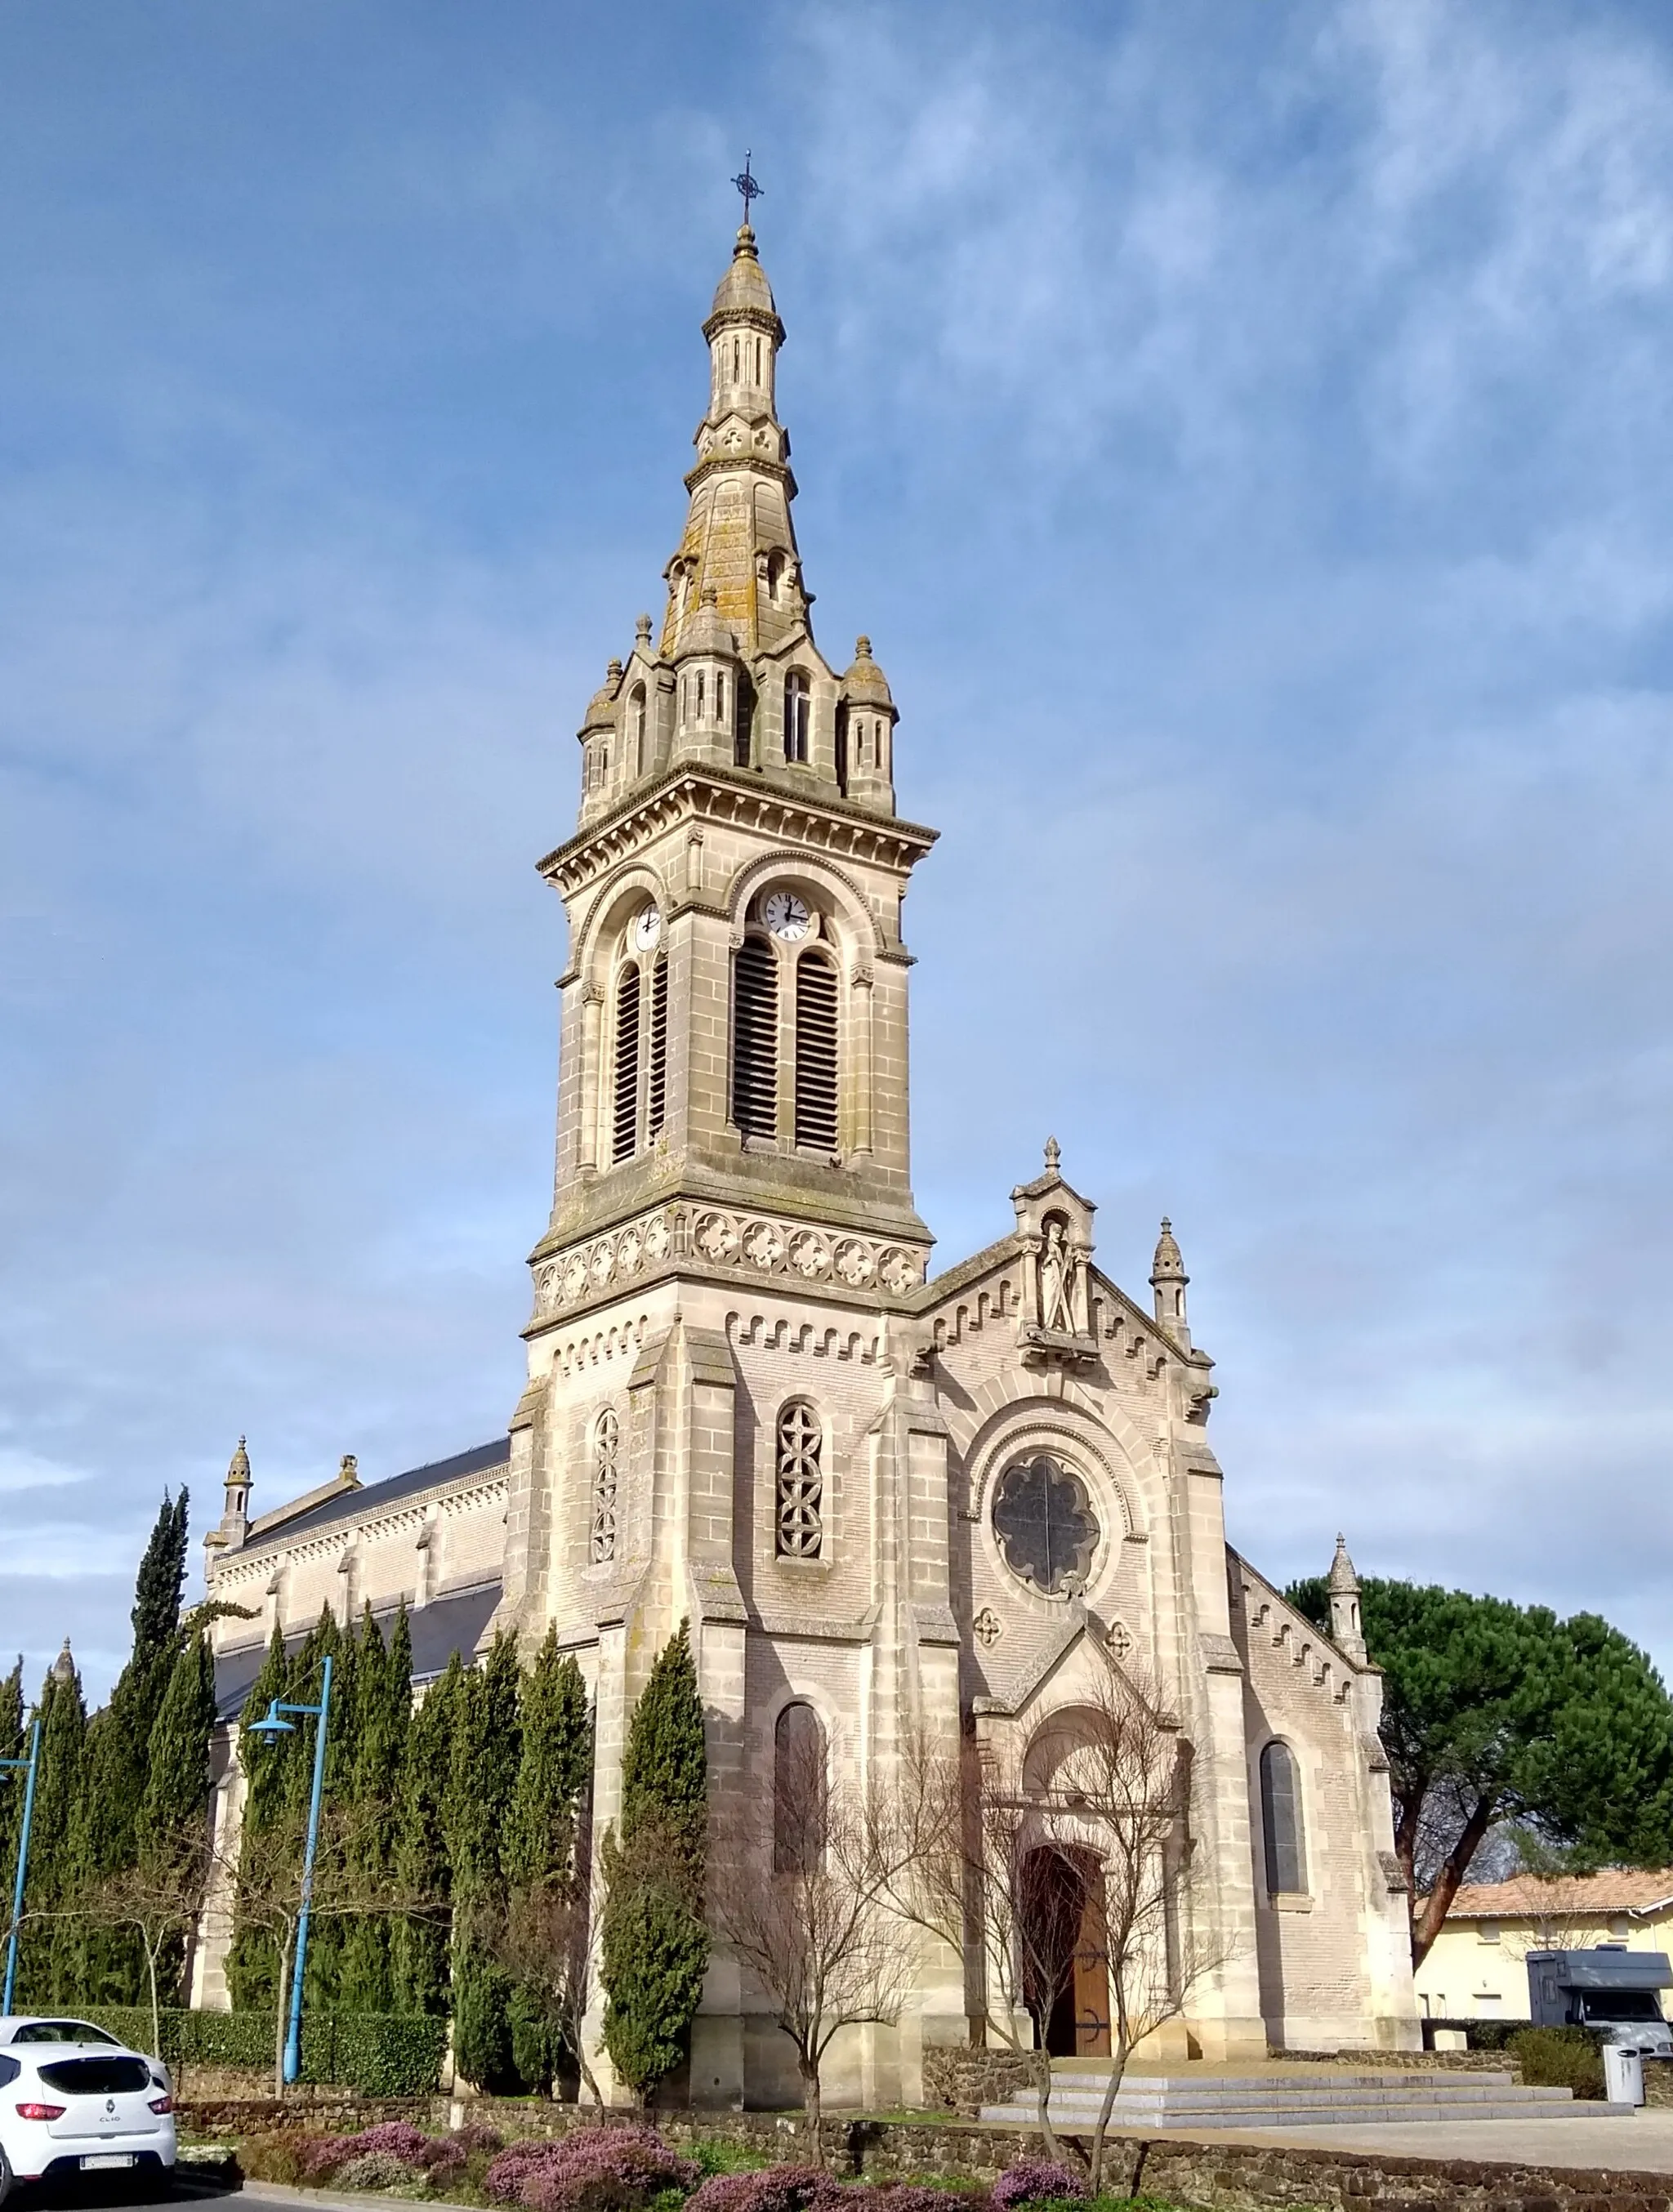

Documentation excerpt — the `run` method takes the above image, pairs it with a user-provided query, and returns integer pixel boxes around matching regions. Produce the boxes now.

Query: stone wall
[920,2047,1034,2116]
[183,2100,1673,2212]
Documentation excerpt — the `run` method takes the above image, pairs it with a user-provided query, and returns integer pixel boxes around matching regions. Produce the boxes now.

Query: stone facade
[199,220,1417,2100]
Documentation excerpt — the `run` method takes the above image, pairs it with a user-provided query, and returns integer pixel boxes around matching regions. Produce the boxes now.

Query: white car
[0,2017,176,2202]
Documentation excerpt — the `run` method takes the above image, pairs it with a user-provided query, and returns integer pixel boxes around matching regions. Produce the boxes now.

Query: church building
[199,218,1418,2100]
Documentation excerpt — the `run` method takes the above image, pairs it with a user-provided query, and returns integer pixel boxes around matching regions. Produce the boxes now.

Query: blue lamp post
[247,1655,332,2085]
[0,1718,42,2016]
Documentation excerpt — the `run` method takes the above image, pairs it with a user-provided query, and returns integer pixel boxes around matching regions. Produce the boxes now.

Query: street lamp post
[0,1718,42,2016]
[248,1655,333,2085]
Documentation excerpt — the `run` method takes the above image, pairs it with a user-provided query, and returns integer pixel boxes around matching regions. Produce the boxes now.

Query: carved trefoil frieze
[532,1204,925,1319]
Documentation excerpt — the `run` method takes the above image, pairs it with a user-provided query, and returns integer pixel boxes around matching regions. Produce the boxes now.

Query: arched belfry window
[784,671,810,764]
[647,953,668,1140]
[794,951,839,1152]
[774,1701,827,1873]
[732,935,778,1139]
[775,1400,823,1559]
[611,964,641,1165]
[1260,1741,1306,1897]
[591,1408,619,1563]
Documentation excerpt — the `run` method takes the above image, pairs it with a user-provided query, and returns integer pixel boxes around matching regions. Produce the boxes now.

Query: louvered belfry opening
[795,951,840,1151]
[612,963,641,1164]
[647,953,669,1139]
[732,935,779,1139]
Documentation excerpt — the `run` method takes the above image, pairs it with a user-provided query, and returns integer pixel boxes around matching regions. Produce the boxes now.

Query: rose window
[992,1455,1098,1596]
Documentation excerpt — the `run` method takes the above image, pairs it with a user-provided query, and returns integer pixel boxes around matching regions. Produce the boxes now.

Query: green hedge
[75,2008,446,2096]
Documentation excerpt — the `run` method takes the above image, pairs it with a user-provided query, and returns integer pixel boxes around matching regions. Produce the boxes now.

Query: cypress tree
[287,1609,346,2014]
[226,1621,293,2009]
[65,1492,195,2004]
[141,1627,216,1845]
[447,1631,523,2091]
[129,1626,216,2008]
[599,1620,709,2107]
[0,1659,25,1947]
[393,1653,463,2016]
[505,1630,592,2090]
[25,1650,87,2005]
[338,1603,410,2012]
[506,1630,591,1891]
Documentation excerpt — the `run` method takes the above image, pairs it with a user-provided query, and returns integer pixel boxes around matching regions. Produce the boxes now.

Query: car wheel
[0,2145,13,2209]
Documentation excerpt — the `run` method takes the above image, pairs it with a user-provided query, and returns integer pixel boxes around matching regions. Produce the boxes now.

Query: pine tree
[599,1621,710,2107]
[393,1654,463,2016]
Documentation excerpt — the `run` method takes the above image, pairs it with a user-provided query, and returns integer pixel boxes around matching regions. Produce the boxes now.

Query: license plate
[83,2154,135,2170]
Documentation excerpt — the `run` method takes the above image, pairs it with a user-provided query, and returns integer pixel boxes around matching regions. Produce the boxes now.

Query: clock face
[763,890,810,942]
[632,906,662,951]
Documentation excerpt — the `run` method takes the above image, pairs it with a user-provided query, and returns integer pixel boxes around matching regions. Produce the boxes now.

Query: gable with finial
[1010,1136,1098,1357]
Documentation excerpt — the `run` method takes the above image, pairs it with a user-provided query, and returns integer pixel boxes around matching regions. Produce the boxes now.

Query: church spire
[568,206,903,827]
[659,220,798,665]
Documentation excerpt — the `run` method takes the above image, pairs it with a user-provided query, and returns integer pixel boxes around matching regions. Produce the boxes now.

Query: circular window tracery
[992,1454,1099,1597]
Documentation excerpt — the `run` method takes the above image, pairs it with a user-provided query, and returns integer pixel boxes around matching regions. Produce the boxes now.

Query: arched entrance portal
[1021,1844,1111,2058]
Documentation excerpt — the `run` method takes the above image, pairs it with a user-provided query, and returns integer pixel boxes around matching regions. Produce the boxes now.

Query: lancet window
[773,1701,828,1873]
[774,1400,823,1559]
[783,670,810,763]
[1260,1740,1306,1896]
[591,1408,619,1563]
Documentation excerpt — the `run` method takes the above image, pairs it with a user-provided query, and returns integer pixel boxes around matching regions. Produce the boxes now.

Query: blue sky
[4,0,1673,1702]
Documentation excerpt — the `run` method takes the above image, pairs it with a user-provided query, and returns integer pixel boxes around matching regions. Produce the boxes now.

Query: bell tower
[524,219,938,1323]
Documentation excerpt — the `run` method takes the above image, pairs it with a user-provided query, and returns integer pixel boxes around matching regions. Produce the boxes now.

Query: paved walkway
[1187,2110,1673,2170]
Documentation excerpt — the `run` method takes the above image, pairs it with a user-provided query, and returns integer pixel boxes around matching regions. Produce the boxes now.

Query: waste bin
[1604,2045,1645,2107]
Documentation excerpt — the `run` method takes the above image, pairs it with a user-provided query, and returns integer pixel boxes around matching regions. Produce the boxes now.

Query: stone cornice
[208,1473,508,1578]
[525,1196,932,1336]
[683,452,796,499]
[537,769,936,899]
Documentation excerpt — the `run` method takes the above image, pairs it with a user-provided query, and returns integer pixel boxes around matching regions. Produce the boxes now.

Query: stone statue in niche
[1038,1218,1079,1333]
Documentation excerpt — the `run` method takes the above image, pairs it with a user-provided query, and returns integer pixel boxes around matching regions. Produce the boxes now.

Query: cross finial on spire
[731,151,763,225]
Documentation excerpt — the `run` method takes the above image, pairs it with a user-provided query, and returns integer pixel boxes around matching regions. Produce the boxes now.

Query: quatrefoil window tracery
[775,1401,824,1559]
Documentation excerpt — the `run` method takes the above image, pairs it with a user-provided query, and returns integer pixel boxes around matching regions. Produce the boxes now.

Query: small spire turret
[51,1636,75,1685]
[210,1434,253,1555]
[1327,1533,1367,1661]
[1150,1216,1189,1347]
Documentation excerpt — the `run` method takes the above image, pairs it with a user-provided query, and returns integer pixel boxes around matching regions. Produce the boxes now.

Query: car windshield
[9,2020,122,2045]
[1581,1992,1664,2022]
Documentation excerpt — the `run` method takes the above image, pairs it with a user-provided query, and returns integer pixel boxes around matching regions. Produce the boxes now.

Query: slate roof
[212,1580,503,1723]
[248,1436,511,1549]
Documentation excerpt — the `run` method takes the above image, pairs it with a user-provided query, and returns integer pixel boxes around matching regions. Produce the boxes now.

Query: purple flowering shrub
[684,2167,847,2212]
[294,2121,502,2187]
[990,2163,1086,2209]
[486,2125,699,2212]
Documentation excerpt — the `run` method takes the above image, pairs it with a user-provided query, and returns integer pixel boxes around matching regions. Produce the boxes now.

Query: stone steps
[979,2067,1634,2129]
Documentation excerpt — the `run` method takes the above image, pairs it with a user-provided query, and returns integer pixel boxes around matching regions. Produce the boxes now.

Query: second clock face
[633,906,662,951]
[763,890,811,942]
